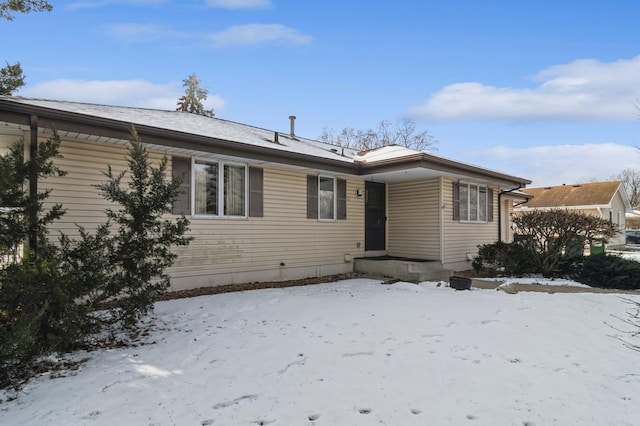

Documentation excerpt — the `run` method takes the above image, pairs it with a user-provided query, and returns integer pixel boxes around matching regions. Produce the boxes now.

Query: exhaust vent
[289,115,296,138]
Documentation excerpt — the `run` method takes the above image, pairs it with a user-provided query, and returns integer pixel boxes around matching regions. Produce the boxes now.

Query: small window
[455,182,491,223]
[194,161,218,215]
[319,176,335,220]
[307,175,346,220]
[224,164,245,216]
[194,159,246,217]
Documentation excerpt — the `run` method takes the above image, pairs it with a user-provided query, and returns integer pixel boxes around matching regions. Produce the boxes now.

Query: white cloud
[18,79,226,111]
[100,22,311,48]
[68,0,166,10]
[460,143,639,187]
[205,0,271,9]
[100,23,188,43]
[409,56,640,122]
[209,23,312,47]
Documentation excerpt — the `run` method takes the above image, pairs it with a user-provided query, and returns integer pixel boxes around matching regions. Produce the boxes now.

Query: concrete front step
[354,258,453,282]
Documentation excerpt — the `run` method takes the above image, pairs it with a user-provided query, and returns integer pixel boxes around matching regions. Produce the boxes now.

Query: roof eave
[358,153,531,187]
[0,98,533,185]
[514,204,611,210]
[0,99,357,175]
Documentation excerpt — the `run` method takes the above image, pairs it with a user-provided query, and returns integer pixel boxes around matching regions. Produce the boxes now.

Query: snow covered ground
[479,276,592,288]
[2,278,640,426]
[611,247,640,262]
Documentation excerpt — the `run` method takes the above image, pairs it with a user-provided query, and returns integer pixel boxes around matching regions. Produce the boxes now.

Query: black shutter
[337,178,347,220]
[307,175,318,219]
[249,167,263,217]
[172,156,191,215]
[452,181,460,220]
[488,188,494,222]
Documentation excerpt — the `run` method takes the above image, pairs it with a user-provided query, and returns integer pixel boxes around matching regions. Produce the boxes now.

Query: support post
[28,114,38,255]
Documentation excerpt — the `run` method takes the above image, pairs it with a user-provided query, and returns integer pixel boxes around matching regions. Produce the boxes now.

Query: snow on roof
[356,145,422,162]
[0,97,531,185]
[3,97,359,163]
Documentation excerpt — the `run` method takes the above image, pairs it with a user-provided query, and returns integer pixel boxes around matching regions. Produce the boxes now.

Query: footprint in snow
[201,420,214,425]
[342,351,374,358]
[81,410,101,419]
[411,409,422,415]
[253,420,275,425]
[212,394,259,410]
[308,413,321,421]
[359,408,371,414]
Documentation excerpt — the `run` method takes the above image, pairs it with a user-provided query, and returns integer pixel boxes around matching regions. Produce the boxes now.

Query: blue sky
[3,0,640,186]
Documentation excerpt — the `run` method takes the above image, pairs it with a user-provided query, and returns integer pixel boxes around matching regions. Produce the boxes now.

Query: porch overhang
[358,153,531,188]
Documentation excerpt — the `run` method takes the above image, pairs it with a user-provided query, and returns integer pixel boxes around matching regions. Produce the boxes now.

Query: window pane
[479,186,487,221]
[469,184,478,221]
[459,183,469,221]
[224,165,245,216]
[194,161,218,215]
[319,176,335,219]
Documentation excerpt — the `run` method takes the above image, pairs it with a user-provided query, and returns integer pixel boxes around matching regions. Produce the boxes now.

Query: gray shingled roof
[0,96,532,187]
[3,97,360,163]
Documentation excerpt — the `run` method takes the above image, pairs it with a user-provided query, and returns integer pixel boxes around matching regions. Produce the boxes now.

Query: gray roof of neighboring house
[0,96,531,187]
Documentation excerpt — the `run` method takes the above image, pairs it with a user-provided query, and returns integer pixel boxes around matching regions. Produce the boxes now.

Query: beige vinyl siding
[42,138,168,236]
[0,131,21,156]
[442,177,499,269]
[38,135,365,289]
[387,178,440,259]
[171,166,364,286]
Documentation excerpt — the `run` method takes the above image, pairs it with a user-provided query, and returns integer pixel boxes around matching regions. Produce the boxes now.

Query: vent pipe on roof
[289,115,296,138]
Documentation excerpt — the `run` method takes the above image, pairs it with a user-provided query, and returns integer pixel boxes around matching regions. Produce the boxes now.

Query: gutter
[0,100,357,175]
[0,98,532,188]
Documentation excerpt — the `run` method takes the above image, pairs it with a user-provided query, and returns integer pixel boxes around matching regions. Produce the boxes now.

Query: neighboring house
[0,96,531,289]
[514,181,631,249]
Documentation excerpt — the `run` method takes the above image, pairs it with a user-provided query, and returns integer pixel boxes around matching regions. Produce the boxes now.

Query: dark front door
[365,181,386,251]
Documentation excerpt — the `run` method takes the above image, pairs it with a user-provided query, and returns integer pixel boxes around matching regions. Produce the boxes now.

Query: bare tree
[615,168,640,210]
[319,118,437,152]
[176,73,214,117]
[0,0,52,21]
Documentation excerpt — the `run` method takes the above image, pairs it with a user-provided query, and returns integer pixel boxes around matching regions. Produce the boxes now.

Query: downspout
[498,184,528,242]
[28,114,38,255]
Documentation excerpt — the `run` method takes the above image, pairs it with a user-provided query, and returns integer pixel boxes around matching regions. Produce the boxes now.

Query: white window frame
[192,158,248,219]
[459,181,489,223]
[318,175,336,221]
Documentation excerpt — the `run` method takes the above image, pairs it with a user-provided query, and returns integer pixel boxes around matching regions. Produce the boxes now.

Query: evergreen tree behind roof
[176,73,214,117]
